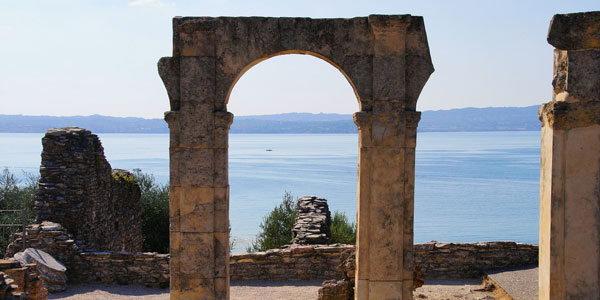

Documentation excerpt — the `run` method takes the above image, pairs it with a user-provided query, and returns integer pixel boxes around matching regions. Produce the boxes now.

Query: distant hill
[0,105,542,134]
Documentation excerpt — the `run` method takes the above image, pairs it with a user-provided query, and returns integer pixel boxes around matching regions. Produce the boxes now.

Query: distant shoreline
[0,105,542,134]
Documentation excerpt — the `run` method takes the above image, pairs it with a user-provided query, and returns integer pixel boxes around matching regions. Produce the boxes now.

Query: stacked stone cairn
[292,196,331,245]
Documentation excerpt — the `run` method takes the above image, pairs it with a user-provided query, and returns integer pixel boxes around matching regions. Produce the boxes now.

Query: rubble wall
[230,242,538,281]
[34,127,143,252]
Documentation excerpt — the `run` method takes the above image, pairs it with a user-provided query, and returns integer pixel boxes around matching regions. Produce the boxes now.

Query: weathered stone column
[539,11,600,300]
[160,18,233,299]
[353,15,422,300]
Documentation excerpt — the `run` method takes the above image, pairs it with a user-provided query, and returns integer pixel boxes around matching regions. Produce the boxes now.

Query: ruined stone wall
[34,127,143,252]
[292,196,331,245]
[231,244,350,281]
[414,242,538,278]
[5,222,80,270]
[230,242,538,281]
[69,251,170,288]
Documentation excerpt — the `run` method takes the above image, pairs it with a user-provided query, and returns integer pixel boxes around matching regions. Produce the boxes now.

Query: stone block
[373,56,406,101]
[180,233,214,277]
[214,187,229,211]
[172,275,215,300]
[180,202,214,233]
[215,277,229,300]
[179,187,214,214]
[179,28,216,57]
[547,11,600,50]
[214,232,229,278]
[560,49,600,102]
[368,281,403,300]
[179,148,214,187]
[213,148,228,188]
[180,56,216,105]
[179,105,215,148]
[214,209,229,233]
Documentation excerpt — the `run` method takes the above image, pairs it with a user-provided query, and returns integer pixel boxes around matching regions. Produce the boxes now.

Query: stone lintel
[539,100,600,130]
[368,14,412,31]
[547,11,600,50]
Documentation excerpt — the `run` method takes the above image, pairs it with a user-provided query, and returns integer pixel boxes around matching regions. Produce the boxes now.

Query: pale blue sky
[0,0,598,118]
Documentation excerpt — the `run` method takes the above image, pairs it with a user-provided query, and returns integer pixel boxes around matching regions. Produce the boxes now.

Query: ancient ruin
[158,14,434,299]
[34,127,143,252]
[292,196,331,245]
[539,11,600,299]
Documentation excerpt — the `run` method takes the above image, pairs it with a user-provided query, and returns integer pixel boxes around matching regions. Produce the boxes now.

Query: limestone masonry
[159,14,434,299]
[292,196,331,245]
[539,11,600,300]
[34,127,143,252]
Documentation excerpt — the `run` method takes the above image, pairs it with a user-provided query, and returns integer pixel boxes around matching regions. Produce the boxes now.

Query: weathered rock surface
[34,127,143,252]
[14,249,66,293]
[0,259,47,300]
[293,196,331,245]
[547,11,600,50]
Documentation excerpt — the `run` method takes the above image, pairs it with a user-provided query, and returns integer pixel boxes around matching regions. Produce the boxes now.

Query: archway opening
[226,53,359,298]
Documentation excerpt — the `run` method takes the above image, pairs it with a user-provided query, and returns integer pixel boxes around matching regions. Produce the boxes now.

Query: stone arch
[224,50,362,107]
[158,15,434,300]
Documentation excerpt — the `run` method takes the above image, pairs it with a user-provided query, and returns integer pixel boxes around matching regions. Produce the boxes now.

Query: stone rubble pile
[5,222,80,265]
[292,196,331,245]
[0,259,47,300]
[14,249,66,293]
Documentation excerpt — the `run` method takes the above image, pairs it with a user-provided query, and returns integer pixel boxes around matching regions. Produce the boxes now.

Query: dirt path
[48,279,496,300]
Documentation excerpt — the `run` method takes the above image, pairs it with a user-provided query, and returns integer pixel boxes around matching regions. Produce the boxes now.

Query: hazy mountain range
[0,105,541,134]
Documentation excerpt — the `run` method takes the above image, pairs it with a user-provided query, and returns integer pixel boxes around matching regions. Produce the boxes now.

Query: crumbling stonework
[70,251,170,288]
[5,222,168,289]
[5,222,80,267]
[159,14,434,299]
[539,11,600,300]
[14,249,66,293]
[0,259,47,300]
[292,196,331,245]
[230,242,537,282]
[34,127,142,252]
[230,244,351,281]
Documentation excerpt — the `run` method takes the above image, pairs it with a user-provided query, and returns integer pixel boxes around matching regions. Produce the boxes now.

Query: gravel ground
[48,279,495,300]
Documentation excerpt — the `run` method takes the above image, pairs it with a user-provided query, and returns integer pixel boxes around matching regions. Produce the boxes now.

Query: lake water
[0,131,540,253]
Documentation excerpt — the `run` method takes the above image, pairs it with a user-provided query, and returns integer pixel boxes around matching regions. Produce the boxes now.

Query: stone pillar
[353,15,419,300]
[162,20,233,297]
[539,11,600,300]
[166,108,233,300]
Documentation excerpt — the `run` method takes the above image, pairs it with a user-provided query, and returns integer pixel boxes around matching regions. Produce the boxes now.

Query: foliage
[0,168,38,253]
[329,210,356,245]
[132,169,170,253]
[247,191,297,252]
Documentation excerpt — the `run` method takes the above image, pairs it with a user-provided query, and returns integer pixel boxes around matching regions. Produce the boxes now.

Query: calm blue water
[0,132,540,252]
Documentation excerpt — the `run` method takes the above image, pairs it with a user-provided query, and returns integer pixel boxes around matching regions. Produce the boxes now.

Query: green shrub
[0,168,37,253]
[132,169,170,253]
[247,191,297,252]
[329,210,356,245]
